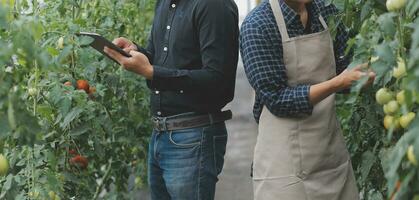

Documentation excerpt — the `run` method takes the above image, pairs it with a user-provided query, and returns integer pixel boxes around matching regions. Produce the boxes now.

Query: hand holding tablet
[76,32,132,64]
[77,32,153,79]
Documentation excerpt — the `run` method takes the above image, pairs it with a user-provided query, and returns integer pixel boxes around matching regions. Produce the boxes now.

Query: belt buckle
[152,117,167,131]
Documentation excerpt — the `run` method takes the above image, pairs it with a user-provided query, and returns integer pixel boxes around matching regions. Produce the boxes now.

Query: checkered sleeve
[240,19,313,118]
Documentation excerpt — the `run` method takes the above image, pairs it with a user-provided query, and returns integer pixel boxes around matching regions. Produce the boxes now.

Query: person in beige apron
[249,0,376,199]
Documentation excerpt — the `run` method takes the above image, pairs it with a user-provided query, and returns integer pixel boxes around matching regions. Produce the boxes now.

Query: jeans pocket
[168,128,203,148]
[213,135,227,175]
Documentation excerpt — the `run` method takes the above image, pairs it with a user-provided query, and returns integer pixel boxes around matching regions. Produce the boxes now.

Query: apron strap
[270,0,330,41]
[269,0,290,41]
[318,15,329,30]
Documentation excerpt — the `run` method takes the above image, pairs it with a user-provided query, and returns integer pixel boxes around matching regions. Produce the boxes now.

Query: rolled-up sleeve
[240,20,313,118]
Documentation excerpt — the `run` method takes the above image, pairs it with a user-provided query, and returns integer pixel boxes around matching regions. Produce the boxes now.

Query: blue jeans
[147,122,228,200]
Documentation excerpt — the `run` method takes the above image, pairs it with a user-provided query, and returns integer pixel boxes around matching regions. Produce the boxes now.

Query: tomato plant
[0,0,154,199]
[329,0,419,199]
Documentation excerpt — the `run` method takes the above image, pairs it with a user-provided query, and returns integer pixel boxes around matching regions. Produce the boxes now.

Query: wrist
[330,76,344,92]
[142,64,154,80]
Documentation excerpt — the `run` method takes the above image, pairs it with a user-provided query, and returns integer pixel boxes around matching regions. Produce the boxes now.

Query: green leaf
[377,13,397,38]
[4,174,13,190]
[360,151,376,183]
[69,124,89,136]
[78,36,94,46]
[351,75,369,93]
[407,0,419,17]
[0,112,10,136]
[360,1,372,22]
[60,107,83,129]
[46,46,60,56]
[59,97,71,116]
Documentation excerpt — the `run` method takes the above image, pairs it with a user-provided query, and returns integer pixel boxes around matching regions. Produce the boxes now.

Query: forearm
[148,65,226,92]
[309,77,342,105]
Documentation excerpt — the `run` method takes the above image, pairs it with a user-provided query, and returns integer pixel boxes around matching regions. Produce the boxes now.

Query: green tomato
[383,104,391,115]
[392,58,407,79]
[28,191,40,198]
[386,0,407,12]
[49,191,57,200]
[400,112,416,129]
[370,56,379,63]
[28,87,38,96]
[376,88,393,105]
[407,145,417,166]
[0,154,9,176]
[57,37,64,49]
[396,90,405,105]
[385,101,399,114]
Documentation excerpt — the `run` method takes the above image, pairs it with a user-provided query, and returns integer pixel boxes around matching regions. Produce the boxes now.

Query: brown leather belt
[152,110,232,131]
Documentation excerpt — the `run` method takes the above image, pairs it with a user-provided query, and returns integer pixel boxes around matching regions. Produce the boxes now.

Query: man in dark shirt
[104,0,239,199]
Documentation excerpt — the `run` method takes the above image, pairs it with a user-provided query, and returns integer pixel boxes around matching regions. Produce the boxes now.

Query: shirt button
[167,26,171,30]
[163,47,168,52]
[171,4,176,8]
[155,90,160,94]
[180,90,184,94]
[157,111,162,116]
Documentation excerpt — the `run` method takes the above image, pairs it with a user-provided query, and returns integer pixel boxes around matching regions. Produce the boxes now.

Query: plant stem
[93,159,113,200]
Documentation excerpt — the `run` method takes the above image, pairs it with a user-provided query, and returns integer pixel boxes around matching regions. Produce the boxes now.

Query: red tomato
[76,80,90,93]
[69,155,88,170]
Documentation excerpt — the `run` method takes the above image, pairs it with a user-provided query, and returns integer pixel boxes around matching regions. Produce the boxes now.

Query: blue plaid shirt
[240,0,351,122]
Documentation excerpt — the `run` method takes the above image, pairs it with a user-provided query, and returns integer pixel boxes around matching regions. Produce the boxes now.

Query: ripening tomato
[407,145,417,166]
[69,155,88,169]
[400,112,416,129]
[76,80,90,93]
[0,154,9,176]
[88,86,96,95]
[384,115,400,130]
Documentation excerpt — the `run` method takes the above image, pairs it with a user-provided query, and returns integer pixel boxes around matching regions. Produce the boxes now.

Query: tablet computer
[76,32,131,64]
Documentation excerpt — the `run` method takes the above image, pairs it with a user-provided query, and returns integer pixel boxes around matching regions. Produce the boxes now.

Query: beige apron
[252,0,359,199]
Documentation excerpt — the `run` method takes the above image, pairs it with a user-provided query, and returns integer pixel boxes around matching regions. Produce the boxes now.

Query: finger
[112,38,126,47]
[123,47,132,54]
[360,63,369,69]
[356,71,366,79]
[129,50,142,57]
[369,71,376,78]
[353,63,369,71]
[112,38,122,45]
[104,46,127,64]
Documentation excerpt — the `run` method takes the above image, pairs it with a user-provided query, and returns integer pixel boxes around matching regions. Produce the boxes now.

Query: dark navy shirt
[240,0,351,122]
[140,0,239,117]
